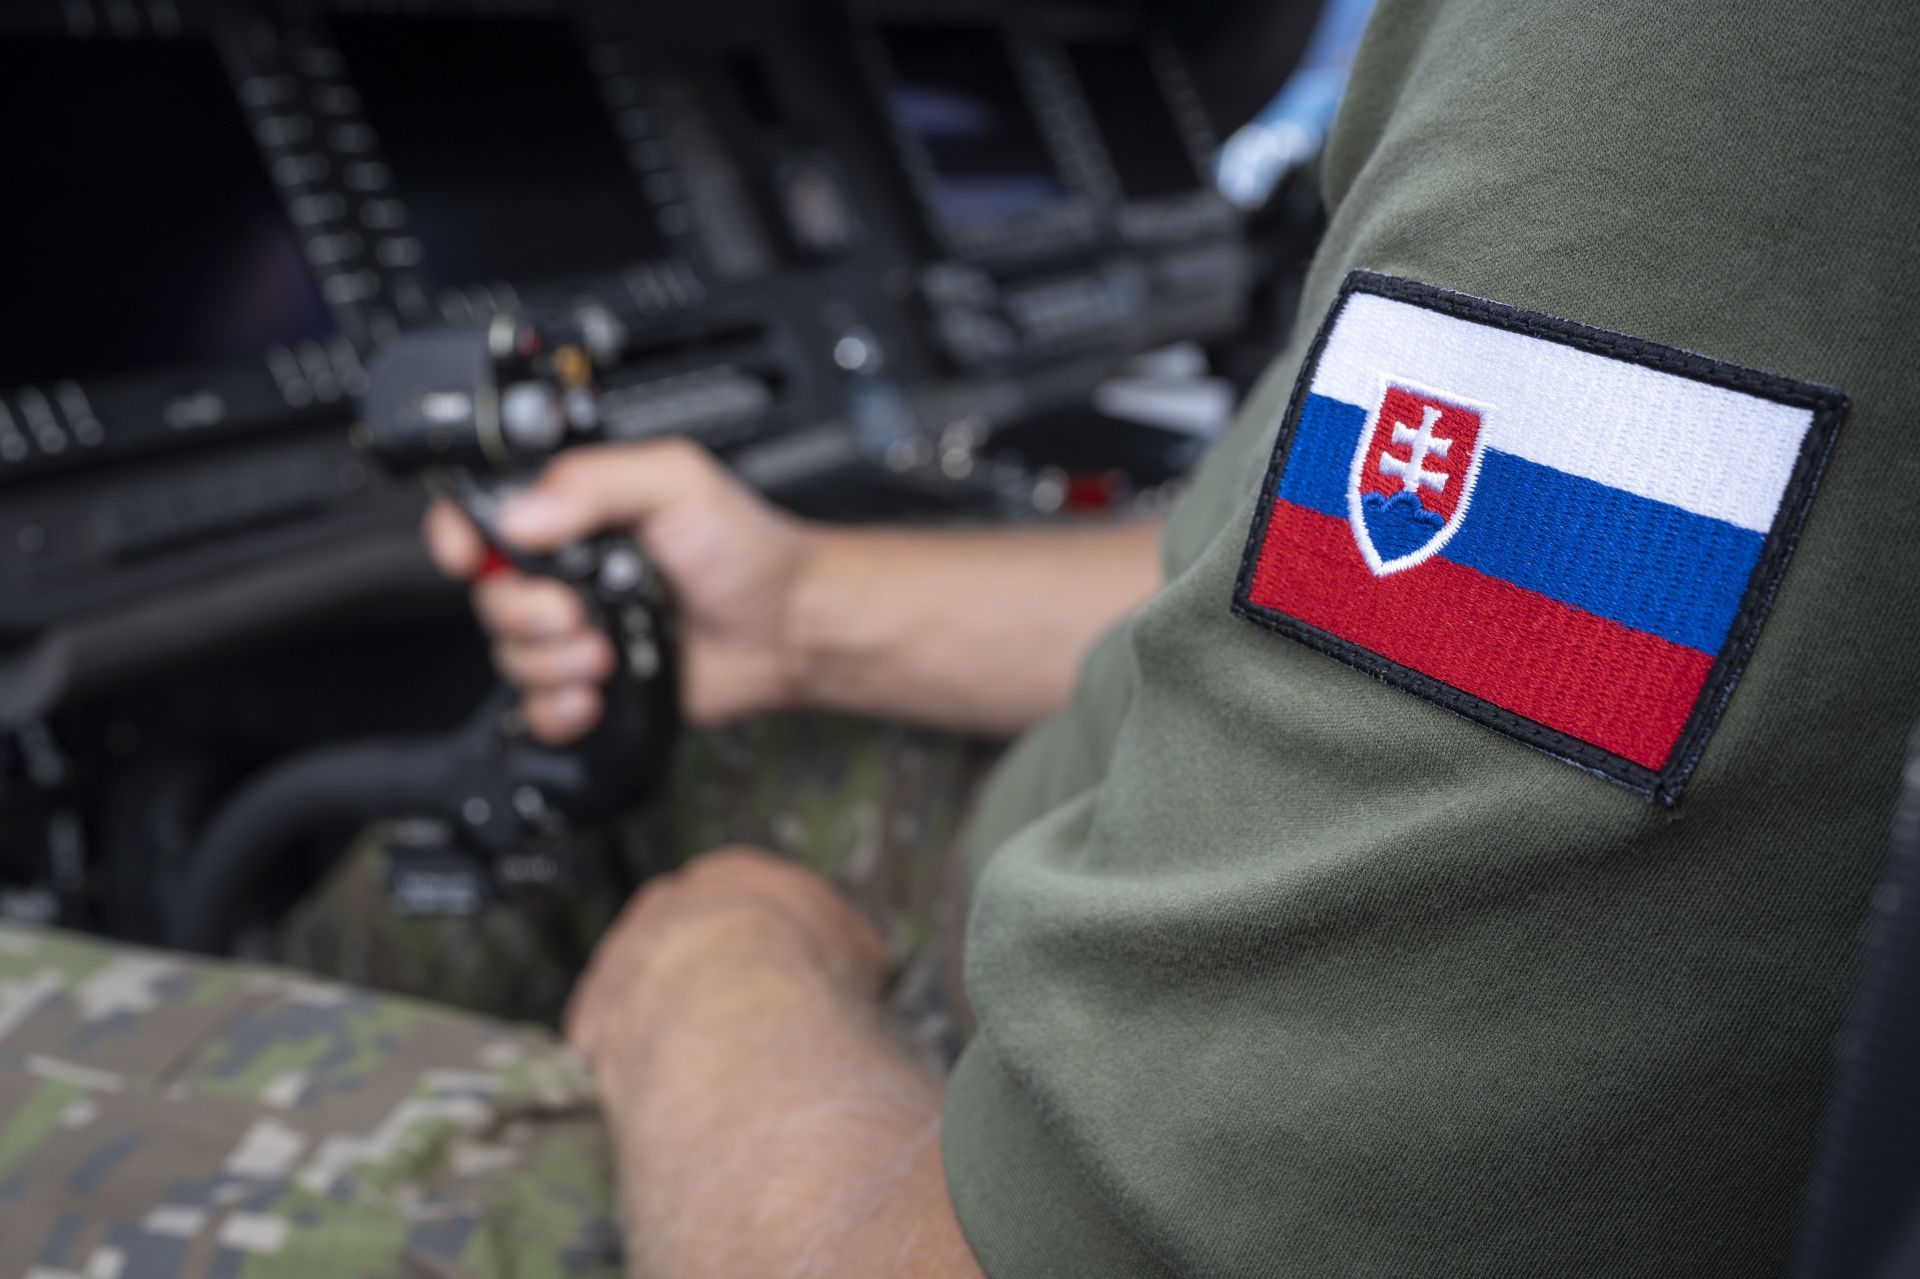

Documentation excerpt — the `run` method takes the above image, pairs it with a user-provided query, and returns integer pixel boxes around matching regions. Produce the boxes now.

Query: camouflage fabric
[0,716,992,1277]
[0,925,618,1278]
[278,714,996,1045]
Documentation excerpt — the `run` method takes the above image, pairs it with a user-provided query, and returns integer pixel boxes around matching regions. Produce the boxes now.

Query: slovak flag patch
[1233,271,1847,803]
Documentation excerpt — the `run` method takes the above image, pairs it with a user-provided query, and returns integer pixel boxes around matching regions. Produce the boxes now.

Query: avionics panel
[0,0,1255,640]
[866,20,1096,261]
[1064,39,1200,201]
[0,19,353,478]
[1056,31,1236,245]
[880,24,1063,223]
[327,12,682,304]
[0,37,334,390]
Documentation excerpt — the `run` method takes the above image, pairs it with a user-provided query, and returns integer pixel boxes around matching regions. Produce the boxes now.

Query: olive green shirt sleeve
[945,1,1920,1274]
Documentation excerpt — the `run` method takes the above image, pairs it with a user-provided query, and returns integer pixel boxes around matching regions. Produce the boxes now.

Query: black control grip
[449,478,679,840]
[505,529,679,828]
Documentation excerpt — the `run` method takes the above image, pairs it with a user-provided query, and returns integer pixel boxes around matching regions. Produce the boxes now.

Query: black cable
[168,741,458,954]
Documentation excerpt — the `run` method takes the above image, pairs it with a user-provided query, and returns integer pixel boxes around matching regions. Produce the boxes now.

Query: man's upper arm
[944,1,1920,1274]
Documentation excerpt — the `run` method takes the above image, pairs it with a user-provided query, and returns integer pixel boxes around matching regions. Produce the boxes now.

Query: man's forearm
[785,519,1161,736]
[595,961,981,1279]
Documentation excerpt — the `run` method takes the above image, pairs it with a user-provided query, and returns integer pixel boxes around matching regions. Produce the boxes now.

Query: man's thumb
[495,489,584,548]
[492,440,718,550]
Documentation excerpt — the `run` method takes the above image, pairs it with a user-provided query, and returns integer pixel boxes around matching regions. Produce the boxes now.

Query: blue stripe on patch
[1277,394,1366,514]
[1276,394,1764,652]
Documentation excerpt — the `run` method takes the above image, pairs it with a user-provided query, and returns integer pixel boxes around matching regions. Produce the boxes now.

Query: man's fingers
[423,499,486,578]
[524,685,602,744]
[494,632,616,690]
[495,439,722,551]
[474,574,589,641]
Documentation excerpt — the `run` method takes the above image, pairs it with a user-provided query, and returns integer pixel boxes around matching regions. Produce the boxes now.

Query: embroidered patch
[1232,271,1847,804]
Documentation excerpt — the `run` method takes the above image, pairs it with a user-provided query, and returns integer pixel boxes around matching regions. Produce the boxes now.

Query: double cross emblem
[1347,381,1486,577]
[1378,405,1452,496]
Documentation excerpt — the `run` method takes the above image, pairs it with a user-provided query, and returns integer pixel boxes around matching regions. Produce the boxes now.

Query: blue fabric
[1276,394,1367,515]
[1275,393,1765,652]
[1359,491,1444,559]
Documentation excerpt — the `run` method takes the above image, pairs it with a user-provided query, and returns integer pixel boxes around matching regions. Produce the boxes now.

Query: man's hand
[564,847,890,1061]
[425,440,810,740]
[567,848,985,1279]
[427,436,1163,744]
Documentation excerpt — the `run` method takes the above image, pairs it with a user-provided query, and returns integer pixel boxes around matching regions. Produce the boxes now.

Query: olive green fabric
[946,1,1920,1275]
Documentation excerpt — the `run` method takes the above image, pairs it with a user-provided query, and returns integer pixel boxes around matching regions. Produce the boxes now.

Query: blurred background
[0,0,1369,967]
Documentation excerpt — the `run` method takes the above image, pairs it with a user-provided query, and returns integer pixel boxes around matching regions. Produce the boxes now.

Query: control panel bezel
[0,2,368,482]
[848,1,1103,268]
[281,0,711,330]
[0,0,1256,644]
[1036,14,1240,248]
[0,0,743,490]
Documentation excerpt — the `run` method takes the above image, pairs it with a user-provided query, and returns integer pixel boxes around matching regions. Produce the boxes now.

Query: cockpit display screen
[877,24,1068,226]
[330,13,668,294]
[1064,38,1204,201]
[0,35,335,390]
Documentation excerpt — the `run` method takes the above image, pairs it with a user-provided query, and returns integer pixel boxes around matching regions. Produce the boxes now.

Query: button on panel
[98,454,339,560]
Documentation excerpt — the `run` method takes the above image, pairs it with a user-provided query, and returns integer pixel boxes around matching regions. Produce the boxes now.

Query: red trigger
[475,547,513,580]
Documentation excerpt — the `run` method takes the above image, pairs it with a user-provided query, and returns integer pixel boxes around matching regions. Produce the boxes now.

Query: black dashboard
[0,0,1247,691]
[0,0,1261,919]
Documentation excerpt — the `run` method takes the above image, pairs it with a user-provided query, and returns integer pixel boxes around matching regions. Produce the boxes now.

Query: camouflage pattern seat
[0,926,620,1279]
[0,715,992,1277]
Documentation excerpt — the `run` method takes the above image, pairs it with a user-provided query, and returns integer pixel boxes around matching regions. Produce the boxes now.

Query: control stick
[359,314,679,838]
[169,314,678,953]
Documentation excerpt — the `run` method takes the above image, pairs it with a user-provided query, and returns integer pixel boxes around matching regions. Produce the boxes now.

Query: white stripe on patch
[1312,291,1814,531]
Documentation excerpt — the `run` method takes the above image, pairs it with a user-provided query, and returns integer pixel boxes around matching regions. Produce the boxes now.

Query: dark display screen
[1064,39,1202,201]
[877,24,1067,225]
[0,35,335,391]
[331,13,668,294]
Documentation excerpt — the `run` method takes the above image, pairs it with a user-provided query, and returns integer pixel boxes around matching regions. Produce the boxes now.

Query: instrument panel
[0,0,1248,675]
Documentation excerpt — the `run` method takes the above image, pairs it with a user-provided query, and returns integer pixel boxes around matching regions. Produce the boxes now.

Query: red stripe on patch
[1248,499,1713,770]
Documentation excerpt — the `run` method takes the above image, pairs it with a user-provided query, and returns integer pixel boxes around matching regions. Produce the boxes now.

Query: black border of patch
[1231,270,1849,805]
